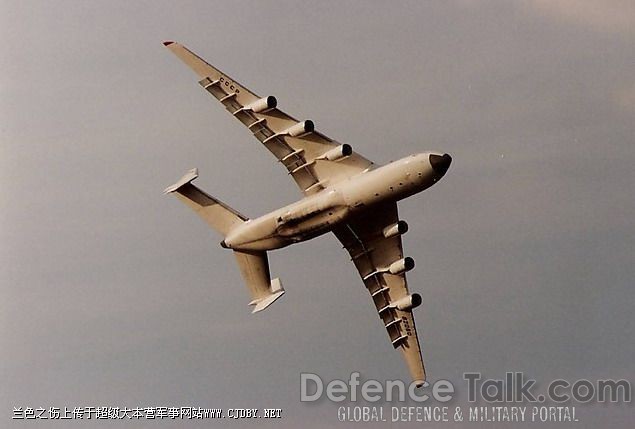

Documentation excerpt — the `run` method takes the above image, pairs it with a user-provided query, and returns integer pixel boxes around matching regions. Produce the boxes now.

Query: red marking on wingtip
[163,41,174,46]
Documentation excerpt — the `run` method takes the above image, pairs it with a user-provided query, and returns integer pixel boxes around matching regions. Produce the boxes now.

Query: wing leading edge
[163,41,374,195]
[333,203,426,386]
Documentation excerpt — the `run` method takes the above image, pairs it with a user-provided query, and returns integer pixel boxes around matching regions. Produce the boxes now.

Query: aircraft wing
[332,202,426,385]
[164,41,375,195]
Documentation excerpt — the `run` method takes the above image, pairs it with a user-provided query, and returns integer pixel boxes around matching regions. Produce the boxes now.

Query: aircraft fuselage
[223,152,450,251]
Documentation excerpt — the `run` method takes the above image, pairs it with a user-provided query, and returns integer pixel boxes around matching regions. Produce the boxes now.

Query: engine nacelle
[245,96,277,113]
[284,120,315,137]
[392,293,422,311]
[382,220,409,238]
[320,144,352,161]
[388,257,415,275]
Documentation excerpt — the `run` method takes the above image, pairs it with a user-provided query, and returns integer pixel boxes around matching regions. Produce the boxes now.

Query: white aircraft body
[163,41,452,386]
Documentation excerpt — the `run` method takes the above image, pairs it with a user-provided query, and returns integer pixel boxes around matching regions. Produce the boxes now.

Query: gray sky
[2,1,634,427]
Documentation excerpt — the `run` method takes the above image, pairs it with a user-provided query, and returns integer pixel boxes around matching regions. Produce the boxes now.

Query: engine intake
[392,293,422,311]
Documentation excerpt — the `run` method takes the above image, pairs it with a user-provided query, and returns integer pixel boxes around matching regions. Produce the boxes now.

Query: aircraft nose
[429,153,452,176]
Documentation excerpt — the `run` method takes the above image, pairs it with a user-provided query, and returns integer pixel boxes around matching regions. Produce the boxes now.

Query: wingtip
[162,40,175,46]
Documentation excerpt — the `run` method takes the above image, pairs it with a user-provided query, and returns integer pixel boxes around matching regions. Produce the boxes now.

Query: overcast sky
[1,1,634,428]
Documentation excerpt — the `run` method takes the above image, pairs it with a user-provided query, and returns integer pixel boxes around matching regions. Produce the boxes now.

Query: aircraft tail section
[164,168,247,235]
[166,169,283,312]
[233,250,285,313]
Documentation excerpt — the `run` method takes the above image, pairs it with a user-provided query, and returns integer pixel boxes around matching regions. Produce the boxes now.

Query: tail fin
[233,250,285,313]
[164,168,247,235]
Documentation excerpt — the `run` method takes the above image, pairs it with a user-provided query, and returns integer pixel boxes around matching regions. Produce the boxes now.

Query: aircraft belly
[224,216,289,251]
[231,236,291,251]
[277,205,350,239]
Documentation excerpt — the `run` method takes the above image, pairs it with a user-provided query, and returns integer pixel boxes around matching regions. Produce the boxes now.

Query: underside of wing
[333,202,426,386]
[164,41,374,195]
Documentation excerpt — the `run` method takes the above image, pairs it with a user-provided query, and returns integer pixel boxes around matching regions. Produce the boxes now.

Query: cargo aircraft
[163,41,452,386]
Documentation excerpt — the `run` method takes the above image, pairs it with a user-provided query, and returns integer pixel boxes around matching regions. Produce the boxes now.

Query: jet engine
[319,144,352,161]
[388,257,415,275]
[392,293,422,311]
[382,221,409,238]
[284,120,315,137]
[245,96,277,113]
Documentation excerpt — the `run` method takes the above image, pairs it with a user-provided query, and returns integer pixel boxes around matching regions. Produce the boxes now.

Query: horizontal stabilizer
[234,250,285,313]
[164,168,247,235]
[164,168,198,194]
[250,278,285,313]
